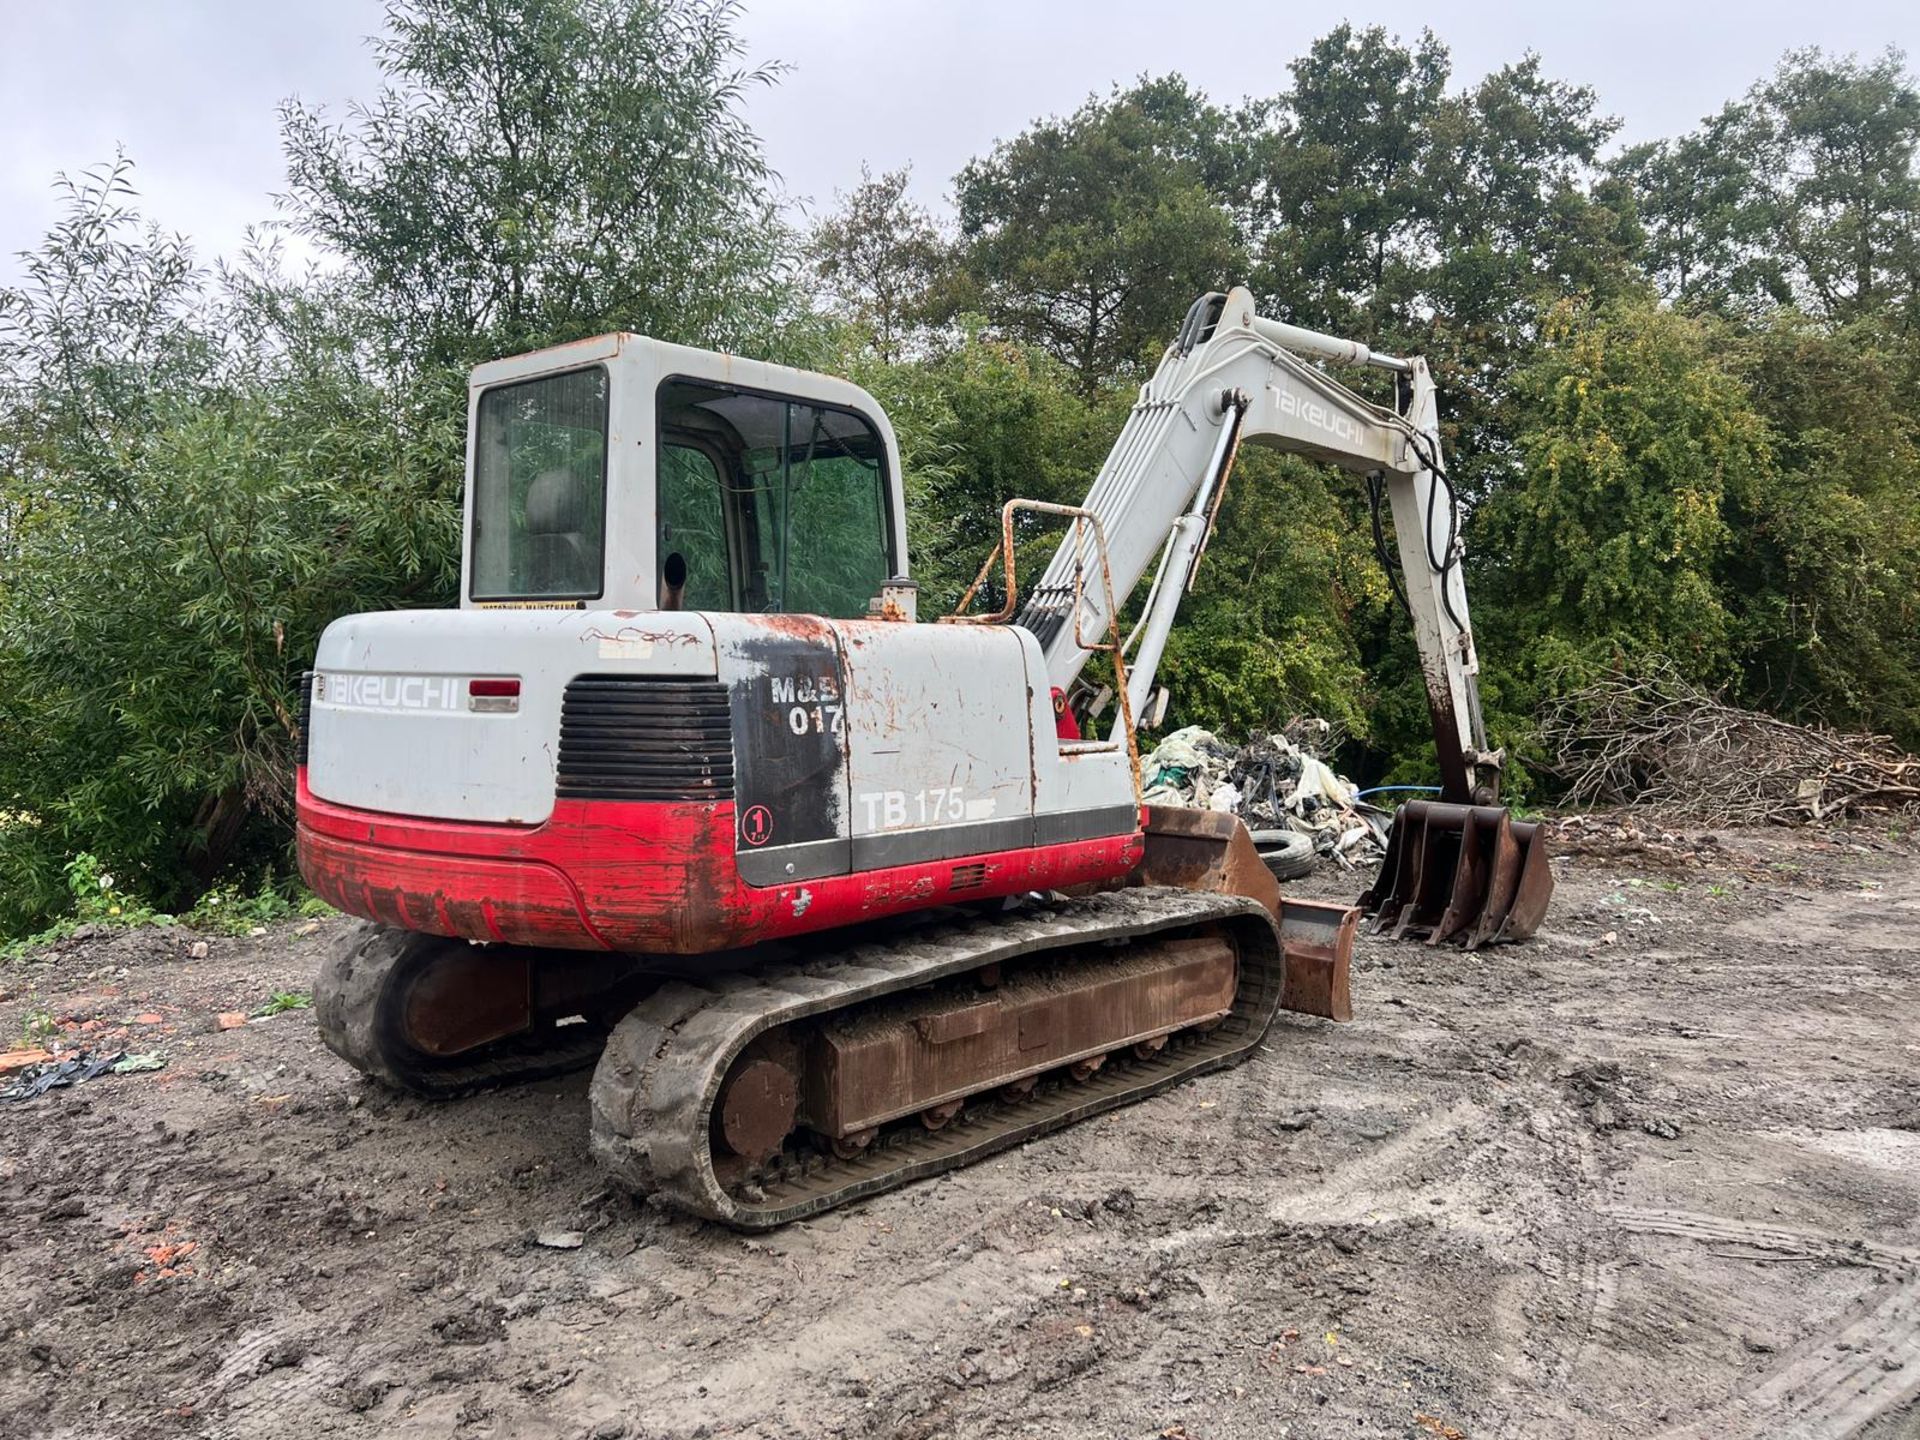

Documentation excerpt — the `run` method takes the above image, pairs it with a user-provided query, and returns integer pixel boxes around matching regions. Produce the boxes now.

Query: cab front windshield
[656,379,892,618]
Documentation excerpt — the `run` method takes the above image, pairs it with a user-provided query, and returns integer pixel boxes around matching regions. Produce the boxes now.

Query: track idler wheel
[715,1052,800,1167]
[316,921,632,1096]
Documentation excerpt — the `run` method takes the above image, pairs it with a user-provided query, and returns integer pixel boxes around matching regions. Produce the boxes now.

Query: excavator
[296,287,1551,1227]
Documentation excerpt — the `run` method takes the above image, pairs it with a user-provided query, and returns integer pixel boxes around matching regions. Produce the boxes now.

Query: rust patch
[1132,806,1281,918]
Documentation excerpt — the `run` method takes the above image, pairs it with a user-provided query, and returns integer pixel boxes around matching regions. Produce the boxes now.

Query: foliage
[0,0,794,936]
[0,163,462,932]
[6,13,1920,938]
[1722,313,1920,744]
[1612,49,1920,323]
[1482,299,1766,684]
[950,76,1244,392]
[280,0,793,374]
[808,166,947,364]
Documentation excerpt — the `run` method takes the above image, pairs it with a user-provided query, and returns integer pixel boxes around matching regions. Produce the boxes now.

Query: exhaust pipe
[1358,801,1553,949]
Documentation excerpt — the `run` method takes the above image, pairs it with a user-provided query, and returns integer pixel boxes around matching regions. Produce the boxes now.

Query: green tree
[0,167,461,930]
[0,0,797,935]
[280,0,793,374]
[1481,299,1771,697]
[807,165,948,364]
[1723,312,1920,743]
[1249,23,1450,335]
[1610,115,1777,309]
[1747,49,1920,323]
[1617,50,1920,322]
[951,76,1244,394]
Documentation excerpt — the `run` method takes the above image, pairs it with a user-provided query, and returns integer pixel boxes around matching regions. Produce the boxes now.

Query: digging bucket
[1356,800,1553,949]
[1135,806,1356,1021]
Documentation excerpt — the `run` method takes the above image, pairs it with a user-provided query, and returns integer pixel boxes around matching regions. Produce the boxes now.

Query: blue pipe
[1356,785,1443,800]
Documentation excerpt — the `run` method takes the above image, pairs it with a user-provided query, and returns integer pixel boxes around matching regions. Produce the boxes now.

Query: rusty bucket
[1135,806,1357,1021]
[1357,801,1553,949]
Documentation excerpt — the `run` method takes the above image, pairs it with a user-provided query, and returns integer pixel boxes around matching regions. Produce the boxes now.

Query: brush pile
[1540,668,1920,825]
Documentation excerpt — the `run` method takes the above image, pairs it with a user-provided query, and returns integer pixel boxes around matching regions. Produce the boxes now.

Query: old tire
[1248,828,1315,882]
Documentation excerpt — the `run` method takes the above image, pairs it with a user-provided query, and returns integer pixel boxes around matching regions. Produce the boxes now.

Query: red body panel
[296,770,1144,955]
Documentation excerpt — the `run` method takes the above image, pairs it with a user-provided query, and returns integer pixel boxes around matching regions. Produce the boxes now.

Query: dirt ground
[3,822,1918,1440]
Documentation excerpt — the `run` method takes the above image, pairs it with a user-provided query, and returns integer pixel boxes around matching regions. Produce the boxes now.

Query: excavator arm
[1017,287,1501,804]
[1004,287,1552,950]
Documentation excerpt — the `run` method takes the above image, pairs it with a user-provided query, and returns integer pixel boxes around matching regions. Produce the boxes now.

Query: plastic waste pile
[1139,723,1390,869]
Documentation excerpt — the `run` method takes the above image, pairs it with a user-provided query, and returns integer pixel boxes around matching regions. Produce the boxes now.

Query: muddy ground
[2,822,1918,1440]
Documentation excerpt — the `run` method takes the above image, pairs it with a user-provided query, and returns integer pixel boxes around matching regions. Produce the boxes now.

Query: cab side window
[657,379,893,618]
[658,443,732,609]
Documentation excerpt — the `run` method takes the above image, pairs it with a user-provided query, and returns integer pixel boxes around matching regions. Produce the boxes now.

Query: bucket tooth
[1359,801,1553,948]
[1429,807,1495,947]
[1490,819,1554,944]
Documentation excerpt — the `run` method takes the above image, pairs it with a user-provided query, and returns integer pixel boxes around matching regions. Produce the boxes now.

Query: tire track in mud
[1617,1209,1920,1439]
[631,1213,1063,1433]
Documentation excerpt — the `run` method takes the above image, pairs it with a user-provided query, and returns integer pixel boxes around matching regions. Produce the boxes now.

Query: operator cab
[462,334,908,616]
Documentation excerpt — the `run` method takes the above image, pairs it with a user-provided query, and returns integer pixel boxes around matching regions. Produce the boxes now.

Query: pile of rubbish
[1139,723,1390,869]
[0,1048,165,1102]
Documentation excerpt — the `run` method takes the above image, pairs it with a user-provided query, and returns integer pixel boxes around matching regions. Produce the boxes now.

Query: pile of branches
[1540,667,1920,826]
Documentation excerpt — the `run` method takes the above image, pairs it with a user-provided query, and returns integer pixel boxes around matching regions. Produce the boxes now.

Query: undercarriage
[317,887,1290,1227]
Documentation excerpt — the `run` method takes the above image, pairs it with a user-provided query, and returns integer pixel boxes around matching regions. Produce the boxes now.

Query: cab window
[471,367,608,600]
[657,379,891,617]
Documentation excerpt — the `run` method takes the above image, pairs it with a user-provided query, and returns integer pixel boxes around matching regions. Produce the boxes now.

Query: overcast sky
[3,0,1916,287]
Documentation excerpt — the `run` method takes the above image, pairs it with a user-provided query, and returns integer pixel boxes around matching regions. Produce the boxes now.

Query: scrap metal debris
[1541,667,1920,826]
[1140,724,1388,868]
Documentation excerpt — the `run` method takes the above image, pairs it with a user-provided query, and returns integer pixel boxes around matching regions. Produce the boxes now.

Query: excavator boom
[1007,288,1550,944]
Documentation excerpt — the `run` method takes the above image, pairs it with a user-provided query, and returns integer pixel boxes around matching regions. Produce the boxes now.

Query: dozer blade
[1135,805,1356,1021]
[1357,800,1553,949]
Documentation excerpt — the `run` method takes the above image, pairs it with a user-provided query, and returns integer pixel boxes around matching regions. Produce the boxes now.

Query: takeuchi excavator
[297,288,1551,1226]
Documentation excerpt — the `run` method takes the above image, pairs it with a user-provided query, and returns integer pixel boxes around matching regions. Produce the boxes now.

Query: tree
[1250,23,1451,335]
[1615,50,1920,323]
[807,165,948,362]
[0,167,462,930]
[1610,115,1778,309]
[1480,299,1770,695]
[0,0,800,935]
[280,0,792,374]
[1722,312,1920,743]
[1747,49,1920,323]
[951,76,1244,394]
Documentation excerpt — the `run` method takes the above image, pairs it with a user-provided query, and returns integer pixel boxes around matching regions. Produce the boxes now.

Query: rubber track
[587,888,1285,1228]
[317,921,609,1097]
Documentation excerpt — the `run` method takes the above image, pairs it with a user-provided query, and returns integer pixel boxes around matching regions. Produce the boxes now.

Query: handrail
[940,498,1141,802]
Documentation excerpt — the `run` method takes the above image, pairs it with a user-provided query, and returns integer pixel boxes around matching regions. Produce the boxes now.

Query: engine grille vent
[556,677,734,803]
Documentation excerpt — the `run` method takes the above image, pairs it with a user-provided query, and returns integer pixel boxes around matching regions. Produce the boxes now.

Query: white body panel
[307,605,1137,861]
[308,609,717,824]
[839,621,1037,859]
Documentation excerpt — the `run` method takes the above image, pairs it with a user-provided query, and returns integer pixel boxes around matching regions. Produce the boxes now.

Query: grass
[252,990,312,1018]
[3,852,335,960]
[19,1009,56,1047]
